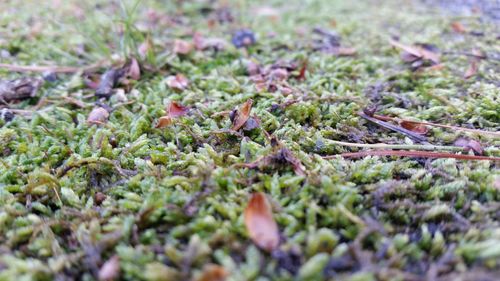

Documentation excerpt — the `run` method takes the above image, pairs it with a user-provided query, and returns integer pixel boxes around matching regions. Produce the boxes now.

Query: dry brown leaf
[389,39,440,64]
[166,74,189,91]
[193,32,228,51]
[334,47,357,56]
[244,192,280,252]
[155,101,188,128]
[196,264,228,281]
[400,121,429,135]
[0,77,43,103]
[98,255,120,281]
[280,148,306,176]
[127,58,141,81]
[155,116,172,128]
[451,21,466,33]
[168,101,188,118]
[464,60,479,79]
[87,107,109,125]
[231,99,253,131]
[453,138,484,155]
[173,39,193,55]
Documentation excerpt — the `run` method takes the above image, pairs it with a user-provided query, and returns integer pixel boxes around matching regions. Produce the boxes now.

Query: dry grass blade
[327,150,500,161]
[372,114,500,137]
[0,60,106,73]
[244,192,280,252]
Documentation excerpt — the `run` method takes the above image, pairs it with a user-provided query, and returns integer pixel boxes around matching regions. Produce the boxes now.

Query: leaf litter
[1,1,500,281]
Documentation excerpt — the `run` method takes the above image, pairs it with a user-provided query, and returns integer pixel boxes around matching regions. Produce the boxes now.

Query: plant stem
[324,139,467,152]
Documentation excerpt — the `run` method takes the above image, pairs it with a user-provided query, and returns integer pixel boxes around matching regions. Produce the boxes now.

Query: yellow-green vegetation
[0,0,499,280]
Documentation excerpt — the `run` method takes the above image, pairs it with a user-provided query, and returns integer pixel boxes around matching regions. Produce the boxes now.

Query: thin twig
[323,150,500,161]
[372,114,500,137]
[359,112,429,143]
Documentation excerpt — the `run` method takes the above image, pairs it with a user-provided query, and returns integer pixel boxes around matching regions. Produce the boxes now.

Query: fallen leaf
[0,77,43,103]
[296,59,308,80]
[168,101,188,118]
[87,107,109,125]
[471,48,485,59]
[494,178,500,190]
[193,32,228,51]
[244,192,280,252]
[246,60,261,76]
[95,68,125,98]
[454,138,484,155]
[389,39,440,65]
[155,101,188,128]
[243,116,260,131]
[166,74,189,91]
[196,264,228,281]
[400,121,429,135]
[231,99,253,131]
[236,147,306,176]
[280,148,306,176]
[155,116,173,128]
[173,39,193,55]
[62,96,88,108]
[464,60,479,79]
[451,21,466,33]
[127,58,141,81]
[98,255,120,281]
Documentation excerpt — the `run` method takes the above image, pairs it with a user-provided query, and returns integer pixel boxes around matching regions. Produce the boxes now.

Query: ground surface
[0,0,499,280]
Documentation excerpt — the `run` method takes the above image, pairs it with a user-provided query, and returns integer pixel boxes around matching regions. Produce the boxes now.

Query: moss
[1,0,499,280]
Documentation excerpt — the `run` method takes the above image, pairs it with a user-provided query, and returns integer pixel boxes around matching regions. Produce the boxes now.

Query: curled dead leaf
[389,39,440,65]
[98,255,120,281]
[400,121,429,135]
[231,99,253,131]
[95,68,125,98]
[127,58,141,81]
[464,60,479,79]
[173,39,193,55]
[155,116,173,128]
[193,32,228,51]
[87,107,109,125]
[244,192,280,252]
[196,264,228,281]
[166,74,189,91]
[450,21,466,33]
[155,101,188,128]
[0,77,44,103]
[168,101,188,118]
[454,138,484,155]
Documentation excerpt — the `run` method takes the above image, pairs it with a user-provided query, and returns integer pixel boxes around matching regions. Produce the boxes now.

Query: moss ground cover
[0,0,499,280]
